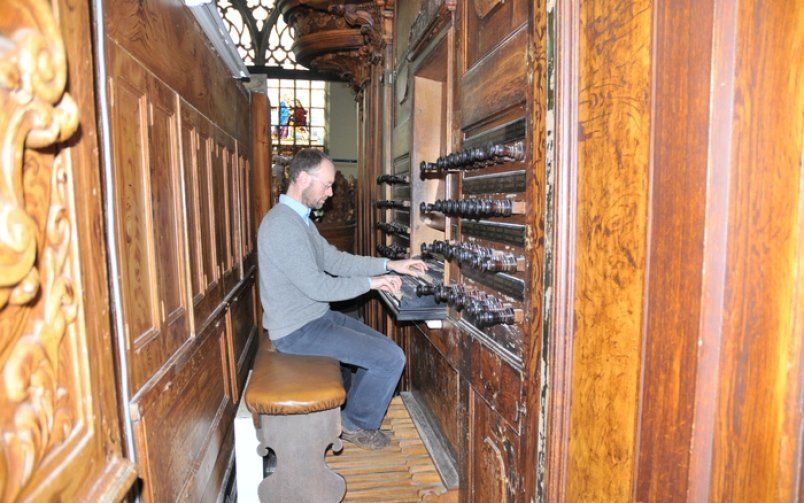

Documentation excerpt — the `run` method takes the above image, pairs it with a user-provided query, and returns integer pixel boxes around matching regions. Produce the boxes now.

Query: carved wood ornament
[276,0,394,94]
[0,0,86,499]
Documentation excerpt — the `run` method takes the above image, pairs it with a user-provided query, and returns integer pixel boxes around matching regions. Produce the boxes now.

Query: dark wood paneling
[460,27,527,129]
[228,277,258,402]
[463,0,527,71]
[410,327,461,454]
[466,336,522,431]
[103,0,250,141]
[634,1,714,500]
[131,316,233,503]
[468,389,519,502]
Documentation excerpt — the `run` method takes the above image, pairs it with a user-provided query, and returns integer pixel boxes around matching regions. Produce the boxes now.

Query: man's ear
[296,170,309,187]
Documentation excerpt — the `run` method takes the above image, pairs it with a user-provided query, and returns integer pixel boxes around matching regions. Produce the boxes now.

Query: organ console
[368,5,538,500]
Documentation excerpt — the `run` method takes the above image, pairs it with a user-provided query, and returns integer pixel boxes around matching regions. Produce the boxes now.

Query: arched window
[217,0,328,156]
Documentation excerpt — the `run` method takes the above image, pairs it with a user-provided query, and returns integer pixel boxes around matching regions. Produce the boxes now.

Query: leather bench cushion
[245,348,346,415]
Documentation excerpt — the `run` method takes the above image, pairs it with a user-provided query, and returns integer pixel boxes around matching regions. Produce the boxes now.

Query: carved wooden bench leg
[255,408,346,503]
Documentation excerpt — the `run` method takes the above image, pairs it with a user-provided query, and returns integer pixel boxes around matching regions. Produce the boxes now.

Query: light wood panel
[550,1,803,502]
[703,2,802,500]
[567,1,652,501]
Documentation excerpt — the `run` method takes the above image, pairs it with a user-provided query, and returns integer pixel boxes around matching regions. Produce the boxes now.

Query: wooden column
[252,92,272,223]
[548,1,803,501]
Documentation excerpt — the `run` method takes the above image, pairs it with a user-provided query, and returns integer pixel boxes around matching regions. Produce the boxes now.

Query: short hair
[288,148,331,183]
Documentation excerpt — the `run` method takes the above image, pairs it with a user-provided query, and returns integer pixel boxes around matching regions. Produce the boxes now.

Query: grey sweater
[258,203,388,340]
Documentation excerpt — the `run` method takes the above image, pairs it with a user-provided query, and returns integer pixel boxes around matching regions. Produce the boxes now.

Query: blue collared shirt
[279,194,311,226]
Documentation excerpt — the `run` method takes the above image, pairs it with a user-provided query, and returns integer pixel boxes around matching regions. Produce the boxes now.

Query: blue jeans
[272,310,406,431]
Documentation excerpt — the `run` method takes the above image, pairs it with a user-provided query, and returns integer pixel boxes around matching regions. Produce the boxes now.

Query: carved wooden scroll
[1,1,134,500]
[277,0,394,93]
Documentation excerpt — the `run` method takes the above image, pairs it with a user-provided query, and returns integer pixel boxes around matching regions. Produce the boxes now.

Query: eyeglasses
[309,174,334,190]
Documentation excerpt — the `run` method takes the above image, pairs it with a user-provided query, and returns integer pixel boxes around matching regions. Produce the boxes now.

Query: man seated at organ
[257,148,428,450]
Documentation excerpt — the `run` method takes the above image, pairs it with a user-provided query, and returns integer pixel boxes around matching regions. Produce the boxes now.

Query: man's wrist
[384,259,391,272]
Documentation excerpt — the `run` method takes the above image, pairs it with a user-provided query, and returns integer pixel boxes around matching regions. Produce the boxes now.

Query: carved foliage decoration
[0,0,84,500]
[278,0,393,93]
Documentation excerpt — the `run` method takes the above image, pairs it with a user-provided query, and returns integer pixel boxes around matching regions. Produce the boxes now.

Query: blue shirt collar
[279,194,311,225]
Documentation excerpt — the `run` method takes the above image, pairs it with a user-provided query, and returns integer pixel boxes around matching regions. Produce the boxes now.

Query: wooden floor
[326,397,451,502]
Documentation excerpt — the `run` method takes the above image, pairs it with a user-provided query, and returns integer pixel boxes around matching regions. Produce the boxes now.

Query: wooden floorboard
[326,397,449,502]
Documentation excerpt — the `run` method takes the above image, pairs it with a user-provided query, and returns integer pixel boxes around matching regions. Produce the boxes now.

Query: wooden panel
[468,390,518,502]
[228,277,257,402]
[147,71,189,356]
[227,148,240,274]
[460,27,527,129]
[209,131,229,289]
[393,0,423,64]
[251,92,272,225]
[466,336,522,431]
[180,100,222,330]
[131,316,233,503]
[103,0,250,141]
[463,0,528,70]
[410,327,461,454]
[704,2,803,500]
[180,106,204,303]
[566,1,652,501]
[0,1,136,500]
[107,41,163,391]
[634,1,714,499]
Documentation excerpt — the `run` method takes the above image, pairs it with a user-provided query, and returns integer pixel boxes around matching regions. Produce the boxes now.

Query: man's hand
[387,259,428,277]
[370,274,402,293]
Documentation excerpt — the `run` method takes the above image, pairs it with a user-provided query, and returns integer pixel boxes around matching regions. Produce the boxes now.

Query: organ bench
[244,346,347,503]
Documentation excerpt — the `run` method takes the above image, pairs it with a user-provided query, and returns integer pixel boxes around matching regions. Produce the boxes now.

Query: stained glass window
[216,0,306,70]
[267,79,327,156]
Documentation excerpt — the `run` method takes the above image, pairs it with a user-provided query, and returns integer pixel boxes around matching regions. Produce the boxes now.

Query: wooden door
[0,0,136,500]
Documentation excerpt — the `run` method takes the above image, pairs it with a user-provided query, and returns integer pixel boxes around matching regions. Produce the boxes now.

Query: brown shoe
[341,428,391,450]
